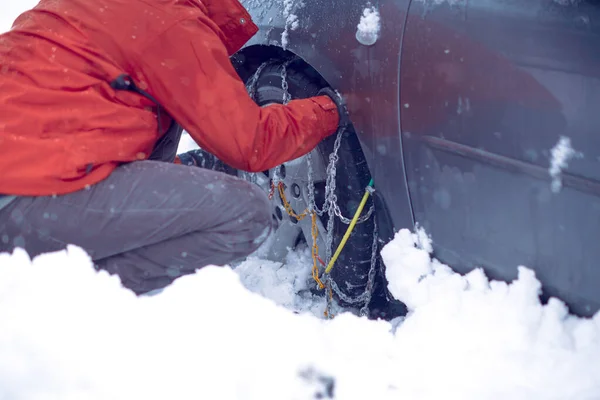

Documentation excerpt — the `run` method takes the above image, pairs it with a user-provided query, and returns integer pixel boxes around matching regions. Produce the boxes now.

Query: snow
[237,244,328,316]
[355,5,381,46]
[281,0,301,50]
[1,229,599,399]
[548,136,582,193]
[0,0,39,33]
[177,131,200,153]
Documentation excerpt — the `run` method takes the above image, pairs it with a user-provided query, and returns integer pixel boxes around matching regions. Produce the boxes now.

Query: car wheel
[241,60,383,313]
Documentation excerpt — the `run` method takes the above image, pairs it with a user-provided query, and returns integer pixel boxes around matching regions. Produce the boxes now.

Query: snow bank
[0,231,599,399]
[236,247,328,316]
[382,229,600,398]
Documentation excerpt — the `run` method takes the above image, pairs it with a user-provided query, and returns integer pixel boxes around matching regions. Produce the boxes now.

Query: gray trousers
[0,123,273,294]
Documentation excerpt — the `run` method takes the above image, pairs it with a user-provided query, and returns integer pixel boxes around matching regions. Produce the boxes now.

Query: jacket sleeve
[135,18,340,172]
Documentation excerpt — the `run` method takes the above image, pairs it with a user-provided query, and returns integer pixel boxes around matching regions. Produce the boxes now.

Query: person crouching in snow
[0,0,349,294]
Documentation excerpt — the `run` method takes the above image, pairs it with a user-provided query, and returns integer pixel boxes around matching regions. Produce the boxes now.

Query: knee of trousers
[243,184,274,248]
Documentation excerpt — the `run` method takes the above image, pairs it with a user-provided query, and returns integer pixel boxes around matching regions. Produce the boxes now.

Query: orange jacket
[0,0,339,196]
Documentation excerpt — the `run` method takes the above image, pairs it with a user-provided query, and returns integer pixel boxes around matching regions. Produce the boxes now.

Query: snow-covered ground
[1,229,599,399]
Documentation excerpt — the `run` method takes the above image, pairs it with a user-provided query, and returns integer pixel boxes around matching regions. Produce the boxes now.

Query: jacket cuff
[310,95,340,133]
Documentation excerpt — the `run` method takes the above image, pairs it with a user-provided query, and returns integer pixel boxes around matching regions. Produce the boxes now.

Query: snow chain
[247,61,379,319]
[273,181,327,290]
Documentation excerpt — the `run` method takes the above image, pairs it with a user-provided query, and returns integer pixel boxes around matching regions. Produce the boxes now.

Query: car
[230,0,600,319]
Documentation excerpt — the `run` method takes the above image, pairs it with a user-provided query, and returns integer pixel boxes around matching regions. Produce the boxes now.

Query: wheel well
[231,45,330,90]
[232,44,397,261]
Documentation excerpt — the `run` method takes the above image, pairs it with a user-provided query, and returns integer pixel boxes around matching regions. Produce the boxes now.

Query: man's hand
[318,87,351,130]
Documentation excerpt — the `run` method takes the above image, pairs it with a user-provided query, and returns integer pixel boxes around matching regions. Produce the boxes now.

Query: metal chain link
[360,220,379,317]
[327,220,378,314]
[271,165,282,188]
[245,61,272,102]
[323,130,344,263]
[281,58,296,105]
[306,133,374,224]
[282,66,290,104]
[324,276,335,319]
[334,203,375,225]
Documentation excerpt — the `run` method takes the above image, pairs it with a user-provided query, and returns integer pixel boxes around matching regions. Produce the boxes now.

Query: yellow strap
[325,180,374,275]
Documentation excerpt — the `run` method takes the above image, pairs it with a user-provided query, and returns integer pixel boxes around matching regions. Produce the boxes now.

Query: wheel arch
[231,43,339,90]
[232,44,398,244]
[237,0,416,240]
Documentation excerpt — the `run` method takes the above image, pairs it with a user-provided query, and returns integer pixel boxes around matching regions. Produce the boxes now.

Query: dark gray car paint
[239,0,600,317]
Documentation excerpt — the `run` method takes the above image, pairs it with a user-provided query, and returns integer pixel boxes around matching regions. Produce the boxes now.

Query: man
[0,0,348,294]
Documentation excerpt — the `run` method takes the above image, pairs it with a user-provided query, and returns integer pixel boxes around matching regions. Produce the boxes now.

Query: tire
[246,60,377,307]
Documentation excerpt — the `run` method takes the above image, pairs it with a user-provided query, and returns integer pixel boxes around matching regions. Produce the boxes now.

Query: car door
[399,0,600,317]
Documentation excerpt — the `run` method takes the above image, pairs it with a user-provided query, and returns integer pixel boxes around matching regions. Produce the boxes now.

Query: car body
[236,0,600,317]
